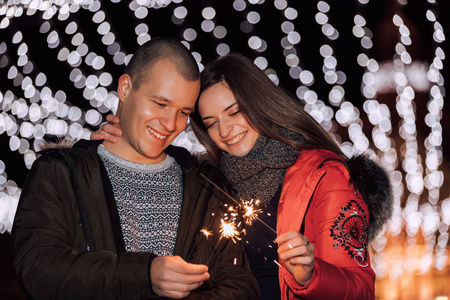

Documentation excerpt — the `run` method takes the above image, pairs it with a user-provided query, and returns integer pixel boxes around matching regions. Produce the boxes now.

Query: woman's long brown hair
[190,53,345,163]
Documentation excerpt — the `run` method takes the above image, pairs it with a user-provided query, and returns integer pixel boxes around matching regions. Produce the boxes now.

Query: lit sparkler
[219,219,241,243]
[242,199,262,225]
[200,228,213,240]
[206,219,242,266]
[200,173,277,235]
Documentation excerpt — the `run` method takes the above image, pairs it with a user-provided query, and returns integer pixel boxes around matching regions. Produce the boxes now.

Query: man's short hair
[124,37,200,90]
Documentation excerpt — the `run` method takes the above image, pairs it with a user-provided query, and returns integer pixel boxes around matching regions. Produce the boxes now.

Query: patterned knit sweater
[98,145,182,256]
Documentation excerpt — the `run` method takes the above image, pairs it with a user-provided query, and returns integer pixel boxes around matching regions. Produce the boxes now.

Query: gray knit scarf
[220,130,306,206]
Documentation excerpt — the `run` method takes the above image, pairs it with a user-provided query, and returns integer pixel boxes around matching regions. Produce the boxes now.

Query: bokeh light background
[0,0,449,299]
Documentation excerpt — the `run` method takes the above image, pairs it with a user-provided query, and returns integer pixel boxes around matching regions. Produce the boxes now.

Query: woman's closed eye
[230,109,241,116]
[205,121,217,130]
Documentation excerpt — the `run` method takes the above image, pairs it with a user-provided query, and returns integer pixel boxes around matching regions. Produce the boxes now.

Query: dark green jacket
[12,142,260,299]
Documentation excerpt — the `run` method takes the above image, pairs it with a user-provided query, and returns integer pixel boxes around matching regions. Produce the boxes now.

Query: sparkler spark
[242,199,262,225]
[200,228,213,239]
[220,219,241,243]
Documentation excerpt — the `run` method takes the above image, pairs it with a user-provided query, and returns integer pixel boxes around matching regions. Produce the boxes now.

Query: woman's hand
[90,114,122,143]
[276,231,315,286]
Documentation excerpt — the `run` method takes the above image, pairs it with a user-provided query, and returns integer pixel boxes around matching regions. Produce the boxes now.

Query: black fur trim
[347,155,393,241]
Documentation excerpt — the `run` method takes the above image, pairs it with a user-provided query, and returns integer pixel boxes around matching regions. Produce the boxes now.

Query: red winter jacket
[277,149,392,300]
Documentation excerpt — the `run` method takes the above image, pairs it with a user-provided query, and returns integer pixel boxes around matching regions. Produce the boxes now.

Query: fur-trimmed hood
[347,154,393,241]
[38,139,75,151]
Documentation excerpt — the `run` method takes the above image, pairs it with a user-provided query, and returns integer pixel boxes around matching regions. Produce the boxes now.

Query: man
[12,37,260,299]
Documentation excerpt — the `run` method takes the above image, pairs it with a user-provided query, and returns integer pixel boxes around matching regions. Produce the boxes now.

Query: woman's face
[198,82,259,157]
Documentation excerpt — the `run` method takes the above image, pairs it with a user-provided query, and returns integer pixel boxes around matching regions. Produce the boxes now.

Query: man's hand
[276,231,315,286]
[90,114,122,143]
[150,256,210,299]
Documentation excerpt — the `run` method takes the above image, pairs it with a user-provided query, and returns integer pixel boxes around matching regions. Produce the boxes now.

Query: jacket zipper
[286,286,290,300]
[57,151,94,252]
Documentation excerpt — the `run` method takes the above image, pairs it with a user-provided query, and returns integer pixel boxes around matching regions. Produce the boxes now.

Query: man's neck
[101,140,166,164]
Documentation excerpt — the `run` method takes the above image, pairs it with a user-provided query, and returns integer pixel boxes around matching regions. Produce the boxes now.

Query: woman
[94,53,392,299]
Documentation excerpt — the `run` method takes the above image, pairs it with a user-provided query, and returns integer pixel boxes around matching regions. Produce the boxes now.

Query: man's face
[115,59,200,164]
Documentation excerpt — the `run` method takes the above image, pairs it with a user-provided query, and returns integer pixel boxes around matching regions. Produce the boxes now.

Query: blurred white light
[201,20,215,32]
[102,32,116,45]
[216,43,230,56]
[315,12,328,25]
[12,31,23,44]
[248,36,262,49]
[284,7,298,20]
[85,109,102,126]
[320,44,333,57]
[135,7,148,19]
[213,26,227,39]
[77,43,89,56]
[287,31,300,44]
[39,21,51,34]
[35,73,47,86]
[233,0,246,11]
[68,51,81,66]
[92,56,106,70]
[174,6,187,19]
[135,23,149,35]
[1,17,10,29]
[354,14,366,27]
[9,136,20,151]
[68,107,82,121]
[274,0,287,10]
[393,14,403,26]
[7,66,17,79]
[299,70,314,86]
[99,72,113,86]
[183,28,197,41]
[93,10,105,23]
[65,22,78,34]
[71,33,84,46]
[317,1,330,13]
[86,75,99,89]
[47,31,59,44]
[254,56,268,70]
[97,22,111,35]
[113,52,126,65]
[285,54,299,67]
[281,21,294,34]
[247,11,260,24]
[202,7,216,20]
[353,25,365,38]
[324,56,337,68]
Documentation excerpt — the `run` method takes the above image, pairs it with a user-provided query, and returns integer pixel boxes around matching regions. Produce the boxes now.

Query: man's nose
[161,111,177,132]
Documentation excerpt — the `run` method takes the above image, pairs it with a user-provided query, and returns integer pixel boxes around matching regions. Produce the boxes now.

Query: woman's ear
[117,74,132,102]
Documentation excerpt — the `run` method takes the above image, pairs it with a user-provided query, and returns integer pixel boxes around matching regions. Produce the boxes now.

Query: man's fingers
[106,114,120,123]
[161,269,210,284]
[165,257,208,274]
[90,133,104,141]
[103,124,122,136]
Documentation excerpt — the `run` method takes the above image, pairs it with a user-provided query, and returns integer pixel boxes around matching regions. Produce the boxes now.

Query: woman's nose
[219,122,232,138]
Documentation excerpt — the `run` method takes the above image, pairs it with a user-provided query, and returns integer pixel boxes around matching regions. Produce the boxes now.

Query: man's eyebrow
[150,94,194,111]
[202,103,237,120]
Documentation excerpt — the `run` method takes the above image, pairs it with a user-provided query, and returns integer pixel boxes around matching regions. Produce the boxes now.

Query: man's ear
[117,74,132,102]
